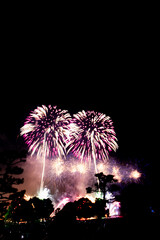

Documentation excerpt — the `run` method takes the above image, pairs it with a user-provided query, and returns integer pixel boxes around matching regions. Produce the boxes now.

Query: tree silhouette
[76,198,94,219]
[86,172,118,201]
[31,197,54,221]
[95,172,118,200]
[0,150,26,219]
[86,172,119,217]
[5,196,54,222]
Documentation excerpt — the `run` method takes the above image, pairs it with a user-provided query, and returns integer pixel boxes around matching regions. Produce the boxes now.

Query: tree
[5,196,31,222]
[95,172,118,200]
[86,172,119,217]
[86,172,118,201]
[5,197,54,222]
[0,150,26,219]
[75,198,94,219]
[55,201,76,222]
[31,197,54,221]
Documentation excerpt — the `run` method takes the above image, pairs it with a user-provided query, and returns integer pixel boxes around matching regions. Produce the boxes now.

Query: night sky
[0,65,159,212]
[0,92,158,166]
[1,3,158,162]
[0,16,159,208]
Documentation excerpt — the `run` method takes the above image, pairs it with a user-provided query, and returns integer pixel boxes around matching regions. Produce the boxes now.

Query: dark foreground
[0,216,159,240]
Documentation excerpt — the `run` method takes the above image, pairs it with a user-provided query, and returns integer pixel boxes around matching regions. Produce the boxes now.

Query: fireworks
[20,104,143,211]
[21,107,118,174]
[67,110,118,172]
[37,187,52,200]
[112,166,122,182]
[51,158,65,176]
[130,170,141,179]
[20,105,71,191]
[24,194,32,201]
[20,105,71,158]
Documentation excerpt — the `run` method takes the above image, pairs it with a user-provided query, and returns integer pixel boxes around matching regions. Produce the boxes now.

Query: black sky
[0,11,159,188]
[0,90,157,165]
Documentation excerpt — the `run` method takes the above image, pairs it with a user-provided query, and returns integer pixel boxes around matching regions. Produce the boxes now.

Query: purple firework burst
[67,110,118,171]
[20,105,72,158]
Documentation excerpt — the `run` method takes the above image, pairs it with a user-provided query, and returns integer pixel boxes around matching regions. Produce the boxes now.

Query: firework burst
[20,105,71,190]
[67,110,118,172]
[20,105,71,158]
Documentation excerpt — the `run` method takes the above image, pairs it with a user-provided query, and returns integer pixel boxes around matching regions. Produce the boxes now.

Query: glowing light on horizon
[97,163,105,172]
[106,201,121,217]
[24,194,32,201]
[76,163,87,174]
[37,187,52,200]
[52,158,65,176]
[130,170,141,179]
[112,166,122,182]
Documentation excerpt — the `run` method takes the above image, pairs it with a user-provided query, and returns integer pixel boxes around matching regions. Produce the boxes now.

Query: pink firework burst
[20,105,72,191]
[67,110,118,172]
[20,105,72,158]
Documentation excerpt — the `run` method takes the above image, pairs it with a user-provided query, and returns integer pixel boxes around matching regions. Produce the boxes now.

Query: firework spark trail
[67,110,118,173]
[20,105,71,191]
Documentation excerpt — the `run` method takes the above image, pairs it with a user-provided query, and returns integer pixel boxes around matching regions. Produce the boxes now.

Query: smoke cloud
[18,155,142,208]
